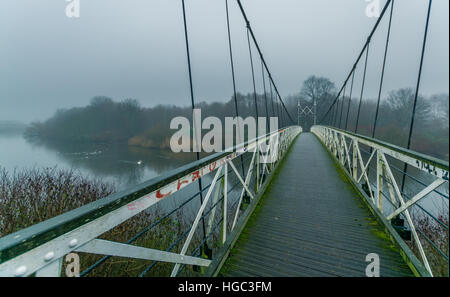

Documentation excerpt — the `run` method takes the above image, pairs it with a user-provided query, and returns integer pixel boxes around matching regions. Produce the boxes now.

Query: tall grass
[0,166,220,277]
[0,166,114,237]
[409,203,449,277]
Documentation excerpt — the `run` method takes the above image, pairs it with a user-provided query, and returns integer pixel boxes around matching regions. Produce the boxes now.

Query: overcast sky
[0,0,448,123]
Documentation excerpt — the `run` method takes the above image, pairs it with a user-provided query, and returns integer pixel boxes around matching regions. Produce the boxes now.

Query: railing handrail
[0,126,297,264]
[312,125,449,277]
[320,125,449,173]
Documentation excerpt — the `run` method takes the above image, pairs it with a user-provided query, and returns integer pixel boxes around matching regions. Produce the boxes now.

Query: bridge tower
[297,99,316,130]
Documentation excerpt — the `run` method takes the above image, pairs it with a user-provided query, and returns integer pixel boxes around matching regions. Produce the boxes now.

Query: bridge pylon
[297,99,316,130]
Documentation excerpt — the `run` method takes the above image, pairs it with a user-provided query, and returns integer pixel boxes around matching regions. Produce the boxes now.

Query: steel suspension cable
[401,0,433,192]
[236,0,295,125]
[355,42,370,133]
[372,0,395,139]
[334,94,340,127]
[181,0,207,241]
[329,105,333,126]
[246,26,259,135]
[269,81,275,117]
[331,103,336,127]
[334,103,339,126]
[339,84,346,128]
[319,0,392,124]
[344,69,356,130]
[338,87,346,128]
[335,98,340,127]
[225,0,246,177]
[276,89,281,124]
[261,59,270,132]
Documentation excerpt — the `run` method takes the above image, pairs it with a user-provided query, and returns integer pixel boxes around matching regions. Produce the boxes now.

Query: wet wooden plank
[219,133,413,277]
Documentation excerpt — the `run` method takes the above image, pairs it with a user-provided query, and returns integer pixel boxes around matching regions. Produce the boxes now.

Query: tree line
[24,93,285,149]
[284,76,449,160]
[25,76,448,160]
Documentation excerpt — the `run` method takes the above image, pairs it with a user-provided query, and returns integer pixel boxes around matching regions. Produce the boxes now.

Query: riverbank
[0,166,204,276]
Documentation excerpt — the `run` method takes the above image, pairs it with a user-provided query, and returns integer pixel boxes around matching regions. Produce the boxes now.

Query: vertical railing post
[333,131,338,157]
[376,150,384,212]
[206,177,223,237]
[256,141,260,193]
[222,163,228,245]
[352,140,358,180]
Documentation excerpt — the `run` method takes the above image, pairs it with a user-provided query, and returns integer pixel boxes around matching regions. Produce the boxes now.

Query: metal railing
[0,126,302,277]
[312,125,449,277]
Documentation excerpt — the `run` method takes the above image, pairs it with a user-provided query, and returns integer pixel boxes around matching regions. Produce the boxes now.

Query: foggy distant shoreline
[16,85,449,161]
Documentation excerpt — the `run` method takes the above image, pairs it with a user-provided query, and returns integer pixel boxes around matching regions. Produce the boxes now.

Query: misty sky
[0,0,448,123]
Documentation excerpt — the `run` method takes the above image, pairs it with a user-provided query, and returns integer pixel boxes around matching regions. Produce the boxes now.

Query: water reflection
[0,133,199,190]
[0,132,248,225]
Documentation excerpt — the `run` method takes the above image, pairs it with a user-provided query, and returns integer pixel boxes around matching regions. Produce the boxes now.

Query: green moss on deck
[220,133,413,277]
[317,135,407,262]
[219,135,299,275]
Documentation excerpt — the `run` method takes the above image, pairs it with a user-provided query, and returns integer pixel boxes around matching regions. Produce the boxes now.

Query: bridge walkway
[219,133,413,277]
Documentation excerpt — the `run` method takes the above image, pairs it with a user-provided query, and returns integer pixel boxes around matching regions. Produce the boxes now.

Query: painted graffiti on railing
[0,126,302,277]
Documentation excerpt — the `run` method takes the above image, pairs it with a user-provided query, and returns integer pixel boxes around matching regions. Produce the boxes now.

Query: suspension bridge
[0,0,448,277]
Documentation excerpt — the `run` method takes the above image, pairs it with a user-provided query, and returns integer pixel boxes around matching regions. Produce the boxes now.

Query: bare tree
[300,75,336,122]
[429,93,449,128]
[384,88,431,128]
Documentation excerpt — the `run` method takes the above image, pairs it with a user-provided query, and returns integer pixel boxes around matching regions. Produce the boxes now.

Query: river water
[0,132,245,222]
[0,132,197,191]
[0,132,447,222]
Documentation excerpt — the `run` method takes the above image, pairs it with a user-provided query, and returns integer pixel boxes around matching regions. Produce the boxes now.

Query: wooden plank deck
[219,133,413,277]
